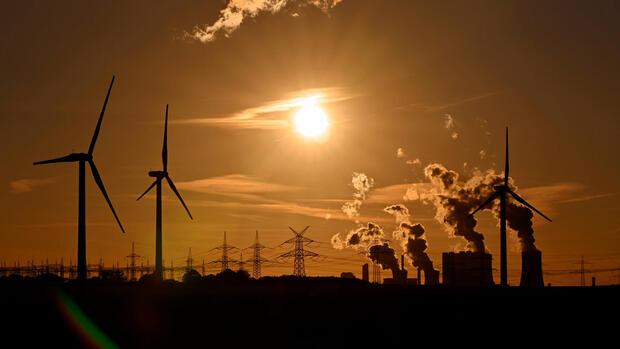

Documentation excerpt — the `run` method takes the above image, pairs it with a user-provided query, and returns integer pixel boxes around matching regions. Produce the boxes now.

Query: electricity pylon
[186,248,194,272]
[125,242,141,281]
[244,230,268,279]
[209,232,238,272]
[277,226,321,277]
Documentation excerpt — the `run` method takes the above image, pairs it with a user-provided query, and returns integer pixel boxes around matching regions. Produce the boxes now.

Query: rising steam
[408,163,539,252]
[341,172,374,219]
[384,204,437,277]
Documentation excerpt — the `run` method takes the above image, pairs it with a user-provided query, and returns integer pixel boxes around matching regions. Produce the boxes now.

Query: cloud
[178,174,300,201]
[10,178,55,193]
[174,87,354,130]
[519,182,613,214]
[178,174,391,223]
[190,0,345,43]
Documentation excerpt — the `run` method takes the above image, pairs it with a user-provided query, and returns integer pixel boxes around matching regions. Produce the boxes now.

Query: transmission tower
[277,226,321,277]
[186,248,194,272]
[575,255,591,287]
[125,242,142,281]
[209,232,238,272]
[245,230,268,279]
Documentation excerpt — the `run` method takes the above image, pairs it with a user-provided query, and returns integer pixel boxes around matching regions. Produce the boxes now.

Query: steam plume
[411,163,539,252]
[384,204,437,276]
[341,172,374,219]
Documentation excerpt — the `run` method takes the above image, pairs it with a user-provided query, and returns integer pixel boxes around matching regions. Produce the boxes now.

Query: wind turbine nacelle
[493,185,508,192]
[149,171,167,178]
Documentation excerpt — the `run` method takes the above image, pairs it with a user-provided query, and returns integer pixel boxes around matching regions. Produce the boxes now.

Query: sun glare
[294,104,329,138]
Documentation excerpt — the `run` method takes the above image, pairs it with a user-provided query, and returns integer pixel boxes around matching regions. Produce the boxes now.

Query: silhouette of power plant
[23,77,567,286]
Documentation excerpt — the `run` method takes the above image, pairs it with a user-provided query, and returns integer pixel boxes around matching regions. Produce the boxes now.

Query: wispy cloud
[189,0,345,43]
[174,87,354,130]
[516,182,613,217]
[10,178,55,194]
[177,173,398,223]
[178,174,300,201]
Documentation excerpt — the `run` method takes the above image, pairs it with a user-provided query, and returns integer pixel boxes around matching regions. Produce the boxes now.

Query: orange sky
[1,0,618,285]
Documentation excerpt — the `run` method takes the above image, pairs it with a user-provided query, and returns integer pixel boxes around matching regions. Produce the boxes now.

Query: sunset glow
[293,104,329,138]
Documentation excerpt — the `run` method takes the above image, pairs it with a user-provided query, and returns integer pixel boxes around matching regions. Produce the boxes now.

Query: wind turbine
[137,104,193,280]
[33,76,125,280]
[470,128,551,286]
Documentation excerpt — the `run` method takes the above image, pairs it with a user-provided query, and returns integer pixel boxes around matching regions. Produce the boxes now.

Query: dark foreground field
[0,274,617,348]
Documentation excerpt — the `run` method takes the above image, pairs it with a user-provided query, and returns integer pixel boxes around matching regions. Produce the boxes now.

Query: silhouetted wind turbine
[33,76,125,280]
[137,105,193,280]
[470,128,551,287]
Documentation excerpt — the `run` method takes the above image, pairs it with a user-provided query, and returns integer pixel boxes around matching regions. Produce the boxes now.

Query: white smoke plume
[444,114,459,139]
[396,147,406,158]
[191,0,345,42]
[331,222,386,250]
[384,204,437,276]
[341,172,374,219]
[407,163,539,252]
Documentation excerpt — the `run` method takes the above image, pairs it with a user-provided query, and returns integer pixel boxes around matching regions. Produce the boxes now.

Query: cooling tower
[520,250,544,287]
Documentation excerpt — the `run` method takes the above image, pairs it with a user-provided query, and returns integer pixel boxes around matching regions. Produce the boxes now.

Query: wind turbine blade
[88,159,125,233]
[163,104,168,172]
[137,180,158,201]
[505,127,509,186]
[507,190,552,222]
[33,154,79,165]
[165,175,193,220]
[88,76,115,155]
[469,191,500,216]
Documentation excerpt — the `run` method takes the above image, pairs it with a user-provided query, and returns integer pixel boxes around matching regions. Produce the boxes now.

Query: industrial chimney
[362,263,369,282]
[520,250,544,287]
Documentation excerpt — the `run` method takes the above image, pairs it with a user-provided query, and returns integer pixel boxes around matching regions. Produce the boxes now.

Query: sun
[294,104,329,138]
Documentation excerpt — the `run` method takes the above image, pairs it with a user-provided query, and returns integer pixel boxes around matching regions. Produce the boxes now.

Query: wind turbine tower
[33,76,125,280]
[137,104,193,280]
[470,128,552,286]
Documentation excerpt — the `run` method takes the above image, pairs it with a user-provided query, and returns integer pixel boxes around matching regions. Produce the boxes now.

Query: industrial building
[442,251,494,286]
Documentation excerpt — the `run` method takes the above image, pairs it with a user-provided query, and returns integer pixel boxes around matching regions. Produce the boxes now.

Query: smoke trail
[410,163,538,252]
[368,243,399,274]
[505,202,537,252]
[191,0,345,42]
[341,172,374,219]
[331,222,384,250]
[384,204,437,276]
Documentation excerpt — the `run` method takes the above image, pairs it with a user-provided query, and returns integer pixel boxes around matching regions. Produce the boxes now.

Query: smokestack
[362,263,369,282]
[401,255,404,271]
[520,250,544,287]
[417,267,421,285]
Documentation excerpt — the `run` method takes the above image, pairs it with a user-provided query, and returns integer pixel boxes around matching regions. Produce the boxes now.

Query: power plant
[442,252,494,286]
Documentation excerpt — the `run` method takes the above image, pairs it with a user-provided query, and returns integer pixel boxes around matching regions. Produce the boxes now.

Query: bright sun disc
[294,105,329,138]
